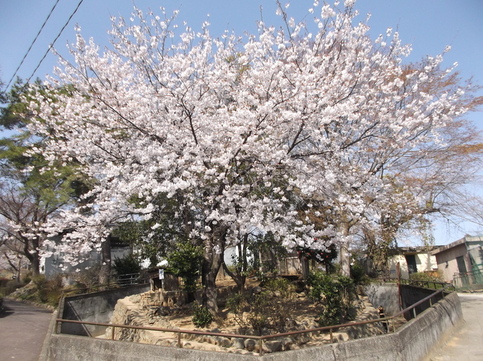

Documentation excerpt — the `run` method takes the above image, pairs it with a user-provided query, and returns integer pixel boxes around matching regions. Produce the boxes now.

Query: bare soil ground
[106,276,406,354]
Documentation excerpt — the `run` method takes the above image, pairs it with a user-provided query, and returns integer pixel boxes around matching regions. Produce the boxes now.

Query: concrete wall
[364,283,446,321]
[396,292,462,360]
[363,283,400,316]
[44,291,463,361]
[399,285,445,321]
[60,284,149,337]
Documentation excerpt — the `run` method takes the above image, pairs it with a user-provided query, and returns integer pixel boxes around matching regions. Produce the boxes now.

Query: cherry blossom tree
[0,80,91,276]
[27,1,479,311]
[357,64,483,275]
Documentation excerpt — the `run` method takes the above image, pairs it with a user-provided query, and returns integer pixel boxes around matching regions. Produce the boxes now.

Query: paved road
[0,298,53,361]
[425,293,483,361]
[0,293,481,360]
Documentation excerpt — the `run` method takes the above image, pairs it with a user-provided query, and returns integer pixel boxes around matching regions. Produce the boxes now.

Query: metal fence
[55,283,454,355]
[115,273,142,287]
[453,269,483,289]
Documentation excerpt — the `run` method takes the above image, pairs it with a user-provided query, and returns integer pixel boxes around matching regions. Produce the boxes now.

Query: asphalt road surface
[425,292,483,361]
[0,293,481,360]
[0,298,52,361]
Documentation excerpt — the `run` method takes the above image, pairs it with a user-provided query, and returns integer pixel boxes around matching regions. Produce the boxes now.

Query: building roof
[393,246,440,255]
[431,235,483,255]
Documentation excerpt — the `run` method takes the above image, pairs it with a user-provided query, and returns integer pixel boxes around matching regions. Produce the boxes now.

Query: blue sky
[0,0,482,244]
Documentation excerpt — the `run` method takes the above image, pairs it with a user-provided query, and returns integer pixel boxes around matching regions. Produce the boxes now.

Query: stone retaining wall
[104,291,386,353]
[44,291,463,361]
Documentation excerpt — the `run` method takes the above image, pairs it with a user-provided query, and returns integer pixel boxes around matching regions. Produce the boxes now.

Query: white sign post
[159,269,165,290]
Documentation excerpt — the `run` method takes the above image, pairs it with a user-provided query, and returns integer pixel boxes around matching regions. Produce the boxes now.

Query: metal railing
[55,284,454,355]
[399,278,455,291]
[115,273,142,287]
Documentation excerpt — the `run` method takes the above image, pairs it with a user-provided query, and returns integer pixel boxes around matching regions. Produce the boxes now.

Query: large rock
[105,290,388,353]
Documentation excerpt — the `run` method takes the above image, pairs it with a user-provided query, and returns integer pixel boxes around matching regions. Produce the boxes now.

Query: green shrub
[166,242,203,296]
[192,303,213,328]
[5,279,23,295]
[22,272,32,284]
[226,292,250,329]
[308,272,356,326]
[0,277,10,288]
[227,277,296,335]
[32,275,49,302]
[1,274,64,307]
[409,271,444,283]
[44,275,65,306]
[263,277,295,298]
[19,275,64,306]
[350,263,370,285]
[69,266,102,292]
[113,254,142,275]
[32,274,47,287]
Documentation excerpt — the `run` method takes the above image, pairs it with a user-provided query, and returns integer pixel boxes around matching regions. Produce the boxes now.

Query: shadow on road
[0,298,54,361]
[0,298,52,318]
[0,303,15,318]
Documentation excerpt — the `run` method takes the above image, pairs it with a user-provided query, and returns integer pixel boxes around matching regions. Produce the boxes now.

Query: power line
[26,0,85,86]
[4,0,85,93]
[4,0,62,91]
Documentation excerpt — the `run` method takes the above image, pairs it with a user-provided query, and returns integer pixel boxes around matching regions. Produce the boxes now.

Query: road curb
[39,309,58,361]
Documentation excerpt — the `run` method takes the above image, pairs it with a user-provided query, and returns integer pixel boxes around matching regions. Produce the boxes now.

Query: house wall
[435,244,467,283]
[44,247,132,279]
[388,253,437,279]
[432,236,483,284]
[111,246,132,262]
[44,251,101,278]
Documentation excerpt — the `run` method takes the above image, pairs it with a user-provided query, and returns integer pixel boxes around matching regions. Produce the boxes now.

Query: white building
[388,247,439,279]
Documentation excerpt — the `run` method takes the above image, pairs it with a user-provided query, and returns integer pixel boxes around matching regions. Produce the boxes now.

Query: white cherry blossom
[27,1,475,303]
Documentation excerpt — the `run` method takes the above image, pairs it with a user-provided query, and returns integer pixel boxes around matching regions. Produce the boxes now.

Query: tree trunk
[339,222,351,277]
[4,252,21,280]
[30,255,41,277]
[300,255,310,281]
[24,238,41,276]
[222,261,246,291]
[202,252,223,314]
[16,257,22,281]
[201,230,225,314]
[99,235,112,288]
[222,235,249,291]
[340,244,351,277]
